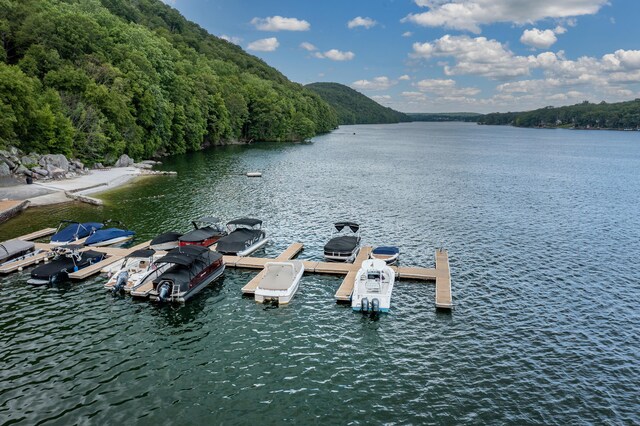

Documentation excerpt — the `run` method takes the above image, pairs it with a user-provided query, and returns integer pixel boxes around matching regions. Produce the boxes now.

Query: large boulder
[16,165,31,176]
[21,155,39,167]
[39,154,69,172]
[46,165,66,179]
[0,162,10,177]
[32,167,49,177]
[115,154,134,167]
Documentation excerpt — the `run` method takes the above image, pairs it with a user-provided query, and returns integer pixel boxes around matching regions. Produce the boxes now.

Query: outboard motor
[157,282,171,303]
[371,298,380,314]
[112,271,128,294]
[361,297,369,313]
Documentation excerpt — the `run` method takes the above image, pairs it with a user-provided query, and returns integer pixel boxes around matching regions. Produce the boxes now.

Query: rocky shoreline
[0,146,161,186]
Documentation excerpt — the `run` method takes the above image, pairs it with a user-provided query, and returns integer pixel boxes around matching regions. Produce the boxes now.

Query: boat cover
[157,245,222,267]
[30,250,105,280]
[216,229,264,254]
[127,249,156,258]
[85,228,135,245]
[324,236,360,253]
[372,246,400,255]
[227,218,262,227]
[51,222,103,243]
[150,232,182,245]
[0,239,35,262]
[334,222,359,233]
[179,226,224,242]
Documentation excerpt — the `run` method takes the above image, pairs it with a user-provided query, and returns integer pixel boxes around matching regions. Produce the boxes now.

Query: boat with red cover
[178,217,226,247]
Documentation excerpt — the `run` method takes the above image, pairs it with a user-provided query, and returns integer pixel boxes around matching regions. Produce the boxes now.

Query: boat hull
[178,236,221,248]
[149,264,225,303]
[86,235,135,247]
[324,247,360,263]
[350,259,395,314]
[254,261,304,304]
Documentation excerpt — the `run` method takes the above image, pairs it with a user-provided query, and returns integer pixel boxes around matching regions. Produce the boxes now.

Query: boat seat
[365,279,381,292]
[258,264,295,291]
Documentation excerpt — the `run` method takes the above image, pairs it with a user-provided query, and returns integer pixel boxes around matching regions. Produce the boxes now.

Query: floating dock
[233,243,452,310]
[1,230,453,309]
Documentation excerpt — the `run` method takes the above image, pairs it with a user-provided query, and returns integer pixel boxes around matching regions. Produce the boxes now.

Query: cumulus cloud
[411,35,532,79]
[251,16,310,31]
[348,16,377,29]
[402,91,427,100]
[300,42,317,51]
[403,0,608,33]
[372,95,392,101]
[316,49,355,61]
[402,31,413,37]
[416,79,481,96]
[247,37,279,52]
[399,74,411,81]
[219,34,242,45]
[520,28,557,49]
[352,76,396,91]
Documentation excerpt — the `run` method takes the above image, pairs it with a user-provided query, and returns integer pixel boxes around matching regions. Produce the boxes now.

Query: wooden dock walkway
[17,228,57,241]
[434,249,452,309]
[334,247,372,301]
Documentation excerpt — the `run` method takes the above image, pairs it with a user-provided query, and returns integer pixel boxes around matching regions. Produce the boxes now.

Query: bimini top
[51,221,103,243]
[127,249,156,258]
[227,218,262,227]
[334,222,360,233]
[156,245,221,267]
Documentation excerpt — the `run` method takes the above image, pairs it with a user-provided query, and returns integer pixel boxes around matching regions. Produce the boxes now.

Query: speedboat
[323,222,361,262]
[215,218,268,256]
[50,221,103,245]
[254,261,304,305]
[84,221,135,247]
[104,249,158,293]
[145,246,225,303]
[370,246,400,265]
[28,245,106,285]
[351,259,395,314]
[150,231,183,251]
[0,239,36,266]
[179,217,227,247]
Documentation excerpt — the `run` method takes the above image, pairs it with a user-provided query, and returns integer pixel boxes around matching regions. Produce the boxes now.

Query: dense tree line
[407,112,480,122]
[478,99,640,130]
[0,0,337,163]
[306,82,410,125]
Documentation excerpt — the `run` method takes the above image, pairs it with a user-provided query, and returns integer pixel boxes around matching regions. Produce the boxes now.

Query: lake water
[1,122,639,424]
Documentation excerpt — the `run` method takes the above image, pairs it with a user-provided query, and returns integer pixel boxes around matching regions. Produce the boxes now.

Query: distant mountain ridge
[305,82,410,125]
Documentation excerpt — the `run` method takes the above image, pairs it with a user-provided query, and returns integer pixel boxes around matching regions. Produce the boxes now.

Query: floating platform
[1,229,453,310]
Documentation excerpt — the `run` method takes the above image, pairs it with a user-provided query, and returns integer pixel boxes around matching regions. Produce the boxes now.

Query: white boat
[351,259,396,314]
[254,261,304,304]
[149,231,183,251]
[215,218,268,257]
[104,249,159,293]
[370,246,400,265]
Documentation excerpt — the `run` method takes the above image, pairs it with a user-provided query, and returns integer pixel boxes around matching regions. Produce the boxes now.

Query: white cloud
[316,49,355,61]
[554,25,567,34]
[402,31,413,37]
[219,34,242,45]
[247,37,279,52]
[399,74,411,81]
[300,42,317,51]
[416,79,481,96]
[348,16,377,29]
[352,76,396,90]
[403,0,608,33]
[411,35,532,79]
[251,16,310,31]
[402,91,427,100]
[372,95,392,101]
[520,28,557,49]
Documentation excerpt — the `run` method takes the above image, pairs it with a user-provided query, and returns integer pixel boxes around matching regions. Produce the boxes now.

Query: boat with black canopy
[133,245,224,303]
[27,245,106,285]
[215,218,268,256]
[324,222,361,262]
[50,221,103,245]
[150,231,183,251]
[178,217,227,247]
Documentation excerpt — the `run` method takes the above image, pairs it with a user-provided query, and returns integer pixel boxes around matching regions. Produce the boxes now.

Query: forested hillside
[306,82,410,125]
[478,99,640,130]
[407,112,480,122]
[0,0,337,163]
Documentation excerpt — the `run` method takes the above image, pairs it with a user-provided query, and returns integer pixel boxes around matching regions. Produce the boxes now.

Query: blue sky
[162,0,640,113]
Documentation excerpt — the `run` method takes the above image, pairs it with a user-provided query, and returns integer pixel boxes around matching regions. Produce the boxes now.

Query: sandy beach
[0,167,142,207]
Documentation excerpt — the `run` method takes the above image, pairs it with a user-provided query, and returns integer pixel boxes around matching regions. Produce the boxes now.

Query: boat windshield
[367,271,380,280]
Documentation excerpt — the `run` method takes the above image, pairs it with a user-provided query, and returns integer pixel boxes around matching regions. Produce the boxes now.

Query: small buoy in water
[18,266,23,272]
[246,172,262,177]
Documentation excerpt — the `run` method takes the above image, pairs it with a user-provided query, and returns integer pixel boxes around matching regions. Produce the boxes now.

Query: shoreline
[0,167,144,216]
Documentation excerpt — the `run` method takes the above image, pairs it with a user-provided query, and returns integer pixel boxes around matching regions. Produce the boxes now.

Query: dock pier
[2,230,453,310]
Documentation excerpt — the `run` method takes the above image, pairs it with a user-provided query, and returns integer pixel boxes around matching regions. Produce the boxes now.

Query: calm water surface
[1,122,639,424]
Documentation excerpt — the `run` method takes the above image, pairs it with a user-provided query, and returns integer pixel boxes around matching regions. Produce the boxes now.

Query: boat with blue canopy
[84,221,135,247]
[50,221,103,245]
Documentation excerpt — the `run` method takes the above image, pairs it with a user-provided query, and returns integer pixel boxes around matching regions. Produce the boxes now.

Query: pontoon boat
[179,217,226,247]
[324,222,361,262]
[215,218,268,256]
